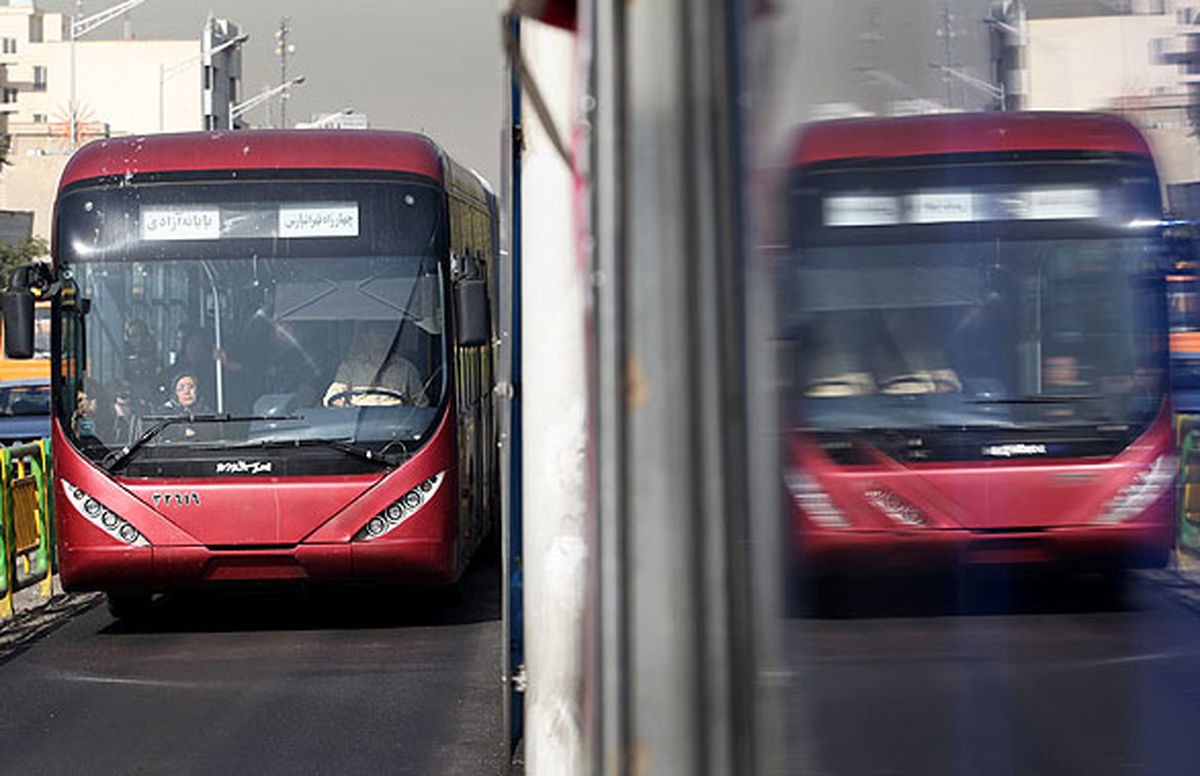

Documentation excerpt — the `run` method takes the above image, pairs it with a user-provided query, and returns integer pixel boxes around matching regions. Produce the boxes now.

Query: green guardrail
[1178,414,1200,554]
[0,439,52,618]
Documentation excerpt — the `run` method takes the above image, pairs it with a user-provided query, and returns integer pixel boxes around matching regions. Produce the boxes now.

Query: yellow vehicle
[0,301,50,382]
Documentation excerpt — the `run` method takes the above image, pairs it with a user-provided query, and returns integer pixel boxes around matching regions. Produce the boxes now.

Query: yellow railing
[0,439,53,617]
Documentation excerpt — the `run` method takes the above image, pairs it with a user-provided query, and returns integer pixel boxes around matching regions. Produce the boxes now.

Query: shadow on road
[791,566,1140,620]
[99,550,502,635]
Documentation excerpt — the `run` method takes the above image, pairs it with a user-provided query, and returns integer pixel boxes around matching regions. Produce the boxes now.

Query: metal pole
[941,3,954,108]
[201,16,211,130]
[69,4,78,151]
[521,19,587,776]
[584,0,631,772]
[158,62,164,131]
[276,17,291,129]
[200,261,224,413]
[1006,0,1027,111]
[599,0,764,772]
[502,13,525,761]
[230,78,304,129]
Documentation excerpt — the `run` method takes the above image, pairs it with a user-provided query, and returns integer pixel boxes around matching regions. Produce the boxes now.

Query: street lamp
[228,76,305,129]
[929,62,1004,105]
[158,32,248,131]
[70,0,151,150]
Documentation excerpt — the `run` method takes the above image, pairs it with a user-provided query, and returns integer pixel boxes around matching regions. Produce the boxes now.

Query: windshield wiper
[321,438,404,467]
[969,394,1099,405]
[102,413,302,472]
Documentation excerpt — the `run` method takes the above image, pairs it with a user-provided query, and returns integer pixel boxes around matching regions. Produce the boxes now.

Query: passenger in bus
[1045,355,1088,391]
[323,321,430,407]
[165,372,209,412]
[169,322,246,408]
[71,387,99,438]
[163,372,210,439]
[1042,355,1094,418]
[169,324,214,399]
[107,380,142,444]
[76,384,133,445]
[123,318,161,401]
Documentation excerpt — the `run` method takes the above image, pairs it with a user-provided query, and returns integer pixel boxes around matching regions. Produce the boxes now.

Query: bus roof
[59,130,446,188]
[790,111,1152,167]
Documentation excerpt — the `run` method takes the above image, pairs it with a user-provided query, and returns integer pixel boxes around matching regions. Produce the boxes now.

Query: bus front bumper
[794,519,1175,577]
[59,538,459,592]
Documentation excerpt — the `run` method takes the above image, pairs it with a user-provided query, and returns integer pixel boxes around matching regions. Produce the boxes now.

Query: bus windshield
[785,158,1167,436]
[54,176,449,474]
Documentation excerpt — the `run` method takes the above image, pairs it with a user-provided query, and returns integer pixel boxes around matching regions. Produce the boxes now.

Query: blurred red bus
[6,131,499,616]
[782,112,1174,578]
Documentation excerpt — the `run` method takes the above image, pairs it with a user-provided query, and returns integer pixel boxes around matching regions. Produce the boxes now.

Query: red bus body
[784,112,1175,576]
[49,131,499,592]
[789,414,1174,574]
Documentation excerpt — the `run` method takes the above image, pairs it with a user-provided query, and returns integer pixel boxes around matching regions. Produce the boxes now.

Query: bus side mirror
[2,288,35,359]
[456,279,491,348]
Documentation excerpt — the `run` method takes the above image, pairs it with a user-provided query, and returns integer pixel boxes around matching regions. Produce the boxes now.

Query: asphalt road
[783,569,1200,776]
[0,553,506,775]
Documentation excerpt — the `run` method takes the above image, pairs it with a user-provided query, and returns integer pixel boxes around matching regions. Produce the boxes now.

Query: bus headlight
[864,486,929,527]
[1097,455,1175,524]
[353,472,445,541]
[784,469,850,528]
[62,479,150,547]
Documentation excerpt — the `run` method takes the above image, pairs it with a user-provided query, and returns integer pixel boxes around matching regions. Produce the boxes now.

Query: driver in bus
[874,309,962,395]
[323,321,430,408]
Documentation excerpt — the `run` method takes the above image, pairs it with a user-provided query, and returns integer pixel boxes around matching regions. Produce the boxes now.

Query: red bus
[782,112,1175,579]
[4,130,499,617]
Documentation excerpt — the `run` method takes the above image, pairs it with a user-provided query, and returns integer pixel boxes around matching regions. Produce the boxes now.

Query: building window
[1150,38,1165,63]
[2,88,17,104]
[32,66,45,91]
[2,38,16,54]
[204,65,213,90]
[31,113,45,123]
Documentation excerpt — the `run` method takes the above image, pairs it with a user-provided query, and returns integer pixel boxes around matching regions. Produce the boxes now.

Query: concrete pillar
[520,19,588,776]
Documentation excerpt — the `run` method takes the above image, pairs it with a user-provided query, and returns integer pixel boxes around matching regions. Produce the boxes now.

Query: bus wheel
[106,591,154,620]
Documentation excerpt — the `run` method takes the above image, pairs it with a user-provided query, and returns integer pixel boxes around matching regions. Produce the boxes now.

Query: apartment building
[0,0,243,239]
[1022,0,1200,182]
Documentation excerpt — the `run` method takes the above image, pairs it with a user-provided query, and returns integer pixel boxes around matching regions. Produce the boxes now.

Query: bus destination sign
[141,207,221,241]
[139,203,361,241]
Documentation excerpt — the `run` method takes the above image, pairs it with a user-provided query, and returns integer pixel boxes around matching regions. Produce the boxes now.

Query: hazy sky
[32,0,506,183]
[737,0,1008,171]
[30,0,1006,187]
